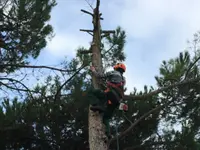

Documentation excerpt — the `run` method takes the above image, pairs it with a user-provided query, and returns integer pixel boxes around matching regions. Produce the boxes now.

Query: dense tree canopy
[0,0,56,73]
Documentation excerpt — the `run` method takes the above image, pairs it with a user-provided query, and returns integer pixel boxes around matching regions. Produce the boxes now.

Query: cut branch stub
[80,29,93,32]
[80,29,115,34]
[81,9,103,20]
[80,29,94,36]
[81,9,93,16]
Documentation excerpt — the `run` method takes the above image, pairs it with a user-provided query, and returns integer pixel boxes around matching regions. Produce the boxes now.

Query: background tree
[0,0,56,73]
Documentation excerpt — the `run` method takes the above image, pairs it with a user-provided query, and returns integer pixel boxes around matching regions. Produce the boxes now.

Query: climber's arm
[90,66,109,79]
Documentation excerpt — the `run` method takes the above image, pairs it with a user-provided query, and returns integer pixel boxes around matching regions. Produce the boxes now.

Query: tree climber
[88,63,128,138]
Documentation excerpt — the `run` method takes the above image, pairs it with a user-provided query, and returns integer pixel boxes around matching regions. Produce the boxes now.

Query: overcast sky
[34,0,200,93]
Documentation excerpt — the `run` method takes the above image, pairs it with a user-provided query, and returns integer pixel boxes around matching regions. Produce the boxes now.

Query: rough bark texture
[88,0,109,149]
[88,111,107,150]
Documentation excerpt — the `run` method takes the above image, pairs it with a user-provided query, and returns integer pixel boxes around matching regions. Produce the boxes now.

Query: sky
[34,0,200,94]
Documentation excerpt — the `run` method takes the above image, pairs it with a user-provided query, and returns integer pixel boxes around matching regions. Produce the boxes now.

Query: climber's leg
[103,101,118,138]
[107,88,121,105]
[87,89,100,105]
[87,89,106,112]
[102,89,121,137]
[103,117,111,138]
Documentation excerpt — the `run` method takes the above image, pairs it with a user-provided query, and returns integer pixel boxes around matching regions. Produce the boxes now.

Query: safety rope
[115,124,120,150]
[122,111,133,124]
[114,111,123,150]
[114,110,133,150]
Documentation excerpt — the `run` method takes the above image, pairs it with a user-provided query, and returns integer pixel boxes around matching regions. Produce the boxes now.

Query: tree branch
[124,77,200,100]
[85,0,94,10]
[80,29,93,32]
[0,64,75,72]
[79,29,94,36]
[0,77,34,99]
[109,101,172,144]
[80,29,115,34]
[54,65,87,102]
[0,81,30,93]
[81,9,93,16]
[103,44,115,55]
[1,11,16,21]
[184,55,200,79]
[110,92,182,146]
[123,141,177,150]
[1,0,9,10]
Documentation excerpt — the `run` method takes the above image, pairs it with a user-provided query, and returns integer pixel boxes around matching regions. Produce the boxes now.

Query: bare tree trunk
[88,1,108,150]
[80,0,115,149]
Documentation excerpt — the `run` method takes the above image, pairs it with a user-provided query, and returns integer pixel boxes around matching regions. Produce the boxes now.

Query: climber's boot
[90,105,105,113]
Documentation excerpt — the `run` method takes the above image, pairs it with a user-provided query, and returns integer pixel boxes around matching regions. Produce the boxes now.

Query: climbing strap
[115,124,120,150]
[107,82,125,98]
[98,77,125,97]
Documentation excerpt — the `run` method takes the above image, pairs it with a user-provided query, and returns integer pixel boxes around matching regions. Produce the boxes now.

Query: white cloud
[45,0,93,58]
[119,0,200,39]
[46,33,90,58]
[124,69,144,94]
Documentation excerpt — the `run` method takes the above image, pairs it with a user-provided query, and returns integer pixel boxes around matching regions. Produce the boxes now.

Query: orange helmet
[113,63,126,72]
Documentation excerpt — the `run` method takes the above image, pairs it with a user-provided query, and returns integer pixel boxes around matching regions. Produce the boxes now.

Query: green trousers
[103,103,118,136]
[87,89,120,136]
[87,89,106,107]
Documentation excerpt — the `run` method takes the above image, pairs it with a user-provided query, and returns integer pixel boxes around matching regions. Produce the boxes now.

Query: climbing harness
[106,81,125,98]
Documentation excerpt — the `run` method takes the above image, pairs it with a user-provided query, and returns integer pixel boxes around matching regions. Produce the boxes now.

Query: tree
[120,32,200,150]
[0,58,90,149]
[0,0,56,73]
[79,0,127,149]
[1,1,200,150]
[150,33,200,150]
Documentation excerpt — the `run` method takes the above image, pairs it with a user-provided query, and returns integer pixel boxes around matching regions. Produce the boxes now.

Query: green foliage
[152,32,200,150]
[0,0,56,73]
[76,47,92,66]
[109,85,160,150]
[101,26,126,68]
[0,66,91,149]
[0,98,35,149]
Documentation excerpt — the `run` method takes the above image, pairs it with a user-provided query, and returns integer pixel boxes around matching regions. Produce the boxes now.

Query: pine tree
[0,0,56,73]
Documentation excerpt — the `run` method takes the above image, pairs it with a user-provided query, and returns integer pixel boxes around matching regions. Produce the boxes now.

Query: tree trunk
[88,1,108,149]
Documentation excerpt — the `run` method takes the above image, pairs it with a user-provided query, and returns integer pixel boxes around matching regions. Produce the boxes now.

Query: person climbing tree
[88,63,128,138]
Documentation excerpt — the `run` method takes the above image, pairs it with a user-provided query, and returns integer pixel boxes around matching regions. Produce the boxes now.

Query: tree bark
[88,0,108,149]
